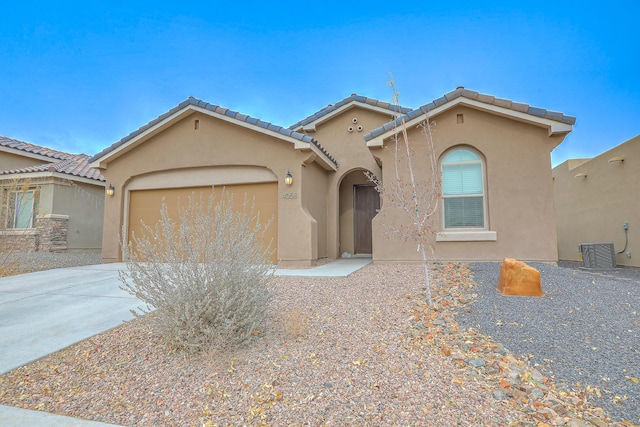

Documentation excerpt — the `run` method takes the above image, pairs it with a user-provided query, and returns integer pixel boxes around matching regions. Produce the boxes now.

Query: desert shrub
[119,191,274,353]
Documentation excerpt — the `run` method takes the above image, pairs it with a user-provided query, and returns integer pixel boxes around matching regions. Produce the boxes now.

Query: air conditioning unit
[579,243,616,269]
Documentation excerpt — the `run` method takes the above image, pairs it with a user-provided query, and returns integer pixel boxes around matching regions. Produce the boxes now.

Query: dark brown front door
[354,185,380,254]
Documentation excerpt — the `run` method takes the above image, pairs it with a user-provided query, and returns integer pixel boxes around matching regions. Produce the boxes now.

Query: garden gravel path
[457,261,640,424]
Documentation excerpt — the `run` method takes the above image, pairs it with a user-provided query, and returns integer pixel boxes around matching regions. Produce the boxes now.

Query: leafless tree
[368,75,441,305]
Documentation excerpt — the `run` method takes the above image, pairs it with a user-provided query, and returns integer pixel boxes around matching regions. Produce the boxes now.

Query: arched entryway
[338,169,380,256]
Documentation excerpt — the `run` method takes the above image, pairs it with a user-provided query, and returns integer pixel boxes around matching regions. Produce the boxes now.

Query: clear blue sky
[1,1,637,166]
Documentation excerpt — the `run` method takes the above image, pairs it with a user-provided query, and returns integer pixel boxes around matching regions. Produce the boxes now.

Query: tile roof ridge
[288,93,412,130]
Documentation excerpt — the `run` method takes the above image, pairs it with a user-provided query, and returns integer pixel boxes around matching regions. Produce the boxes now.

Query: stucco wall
[372,105,564,262]
[301,162,329,259]
[51,180,104,251]
[0,151,44,171]
[553,135,640,267]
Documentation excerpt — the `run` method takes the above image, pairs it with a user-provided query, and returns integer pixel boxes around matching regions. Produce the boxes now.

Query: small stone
[323,382,333,388]
[552,403,567,415]
[535,407,557,421]
[586,417,608,427]
[492,390,505,400]
[509,364,524,373]
[520,384,533,393]
[511,389,527,399]
[530,387,545,400]
[451,351,466,361]
[530,368,545,383]
[567,397,584,407]
[468,358,485,367]
[495,344,508,355]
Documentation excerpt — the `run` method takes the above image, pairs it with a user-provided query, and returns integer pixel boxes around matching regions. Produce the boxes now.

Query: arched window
[441,148,485,228]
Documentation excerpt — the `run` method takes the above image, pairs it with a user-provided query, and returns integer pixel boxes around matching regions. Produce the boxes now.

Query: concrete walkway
[0,258,371,426]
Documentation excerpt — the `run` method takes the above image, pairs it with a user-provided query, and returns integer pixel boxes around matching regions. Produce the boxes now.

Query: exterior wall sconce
[284,170,293,186]
[106,184,115,196]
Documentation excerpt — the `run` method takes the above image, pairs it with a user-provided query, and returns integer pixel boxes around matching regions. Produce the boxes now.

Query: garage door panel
[128,183,277,263]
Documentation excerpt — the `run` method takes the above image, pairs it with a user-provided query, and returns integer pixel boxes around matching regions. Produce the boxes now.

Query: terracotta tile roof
[364,87,577,141]
[90,97,338,167]
[0,135,71,161]
[0,136,105,182]
[289,94,412,131]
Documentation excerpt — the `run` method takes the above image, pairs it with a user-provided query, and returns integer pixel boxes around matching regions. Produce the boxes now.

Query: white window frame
[8,189,37,229]
[439,147,490,232]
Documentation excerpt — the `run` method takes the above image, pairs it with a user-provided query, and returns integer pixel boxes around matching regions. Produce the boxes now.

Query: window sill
[0,229,38,236]
[436,231,497,242]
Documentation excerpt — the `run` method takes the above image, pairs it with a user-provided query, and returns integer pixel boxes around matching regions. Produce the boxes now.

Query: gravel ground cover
[457,262,640,425]
[0,251,102,276]
[0,258,630,426]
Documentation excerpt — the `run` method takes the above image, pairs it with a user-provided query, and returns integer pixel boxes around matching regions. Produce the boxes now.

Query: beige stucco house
[0,136,105,252]
[553,135,639,267]
[90,87,574,265]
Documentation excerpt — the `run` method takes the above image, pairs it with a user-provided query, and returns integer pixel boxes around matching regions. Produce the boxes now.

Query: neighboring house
[90,87,574,265]
[0,136,105,252]
[553,135,639,267]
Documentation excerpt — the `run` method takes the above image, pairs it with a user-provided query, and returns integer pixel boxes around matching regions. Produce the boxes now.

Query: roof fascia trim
[0,171,106,187]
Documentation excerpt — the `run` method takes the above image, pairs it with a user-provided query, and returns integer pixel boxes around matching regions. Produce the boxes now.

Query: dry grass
[282,308,310,341]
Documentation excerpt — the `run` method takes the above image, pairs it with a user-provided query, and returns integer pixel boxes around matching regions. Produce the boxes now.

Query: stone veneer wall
[36,214,69,252]
[0,229,39,252]
[0,214,69,252]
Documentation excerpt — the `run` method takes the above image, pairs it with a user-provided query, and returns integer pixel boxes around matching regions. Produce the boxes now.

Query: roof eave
[299,143,337,171]
[0,171,106,186]
[0,145,67,163]
[366,97,574,147]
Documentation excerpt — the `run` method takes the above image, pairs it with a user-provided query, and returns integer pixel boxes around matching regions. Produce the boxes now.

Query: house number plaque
[281,192,298,199]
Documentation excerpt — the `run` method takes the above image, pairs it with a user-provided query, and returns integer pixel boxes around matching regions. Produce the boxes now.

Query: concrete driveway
[0,263,138,375]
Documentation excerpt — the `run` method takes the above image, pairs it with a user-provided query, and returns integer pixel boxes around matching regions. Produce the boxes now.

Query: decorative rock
[497,258,543,297]
[492,390,505,400]
[530,387,545,400]
[586,417,608,427]
[468,358,485,367]
[535,407,557,421]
